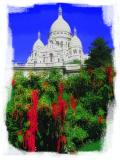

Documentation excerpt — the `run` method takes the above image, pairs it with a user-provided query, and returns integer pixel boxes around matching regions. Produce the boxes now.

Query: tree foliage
[85,37,113,68]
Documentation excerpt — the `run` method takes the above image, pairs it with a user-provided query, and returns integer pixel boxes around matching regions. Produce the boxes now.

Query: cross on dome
[50,5,71,33]
[38,31,41,39]
[74,27,77,35]
[58,5,62,16]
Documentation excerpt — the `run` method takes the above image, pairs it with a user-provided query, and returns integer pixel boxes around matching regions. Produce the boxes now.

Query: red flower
[23,130,36,152]
[58,95,68,124]
[17,103,22,108]
[40,106,44,112]
[24,89,39,151]
[106,66,113,85]
[61,135,67,144]
[98,116,104,124]
[16,130,23,136]
[31,89,39,108]
[11,79,15,87]
[70,95,77,112]
[26,104,31,110]
[57,135,67,152]
[20,112,23,129]
[12,110,18,120]
[87,67,93,74]
[57,83,68,123]
[51,103,58,120]
[42,81,48,89]
[59,83,64,95]
[45,106,49,112]
[27,107,38,133]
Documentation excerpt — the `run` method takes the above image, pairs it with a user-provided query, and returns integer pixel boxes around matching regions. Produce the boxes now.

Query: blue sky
[9,3,113,63]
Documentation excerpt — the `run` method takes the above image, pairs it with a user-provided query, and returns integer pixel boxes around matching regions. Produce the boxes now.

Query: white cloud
[8,6,27,13]
[102,6,114,26]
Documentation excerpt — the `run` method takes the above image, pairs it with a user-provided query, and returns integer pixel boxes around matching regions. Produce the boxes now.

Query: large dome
[50,6,71,33]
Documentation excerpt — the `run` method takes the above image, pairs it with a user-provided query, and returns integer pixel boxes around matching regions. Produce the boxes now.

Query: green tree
[85,37,113,68]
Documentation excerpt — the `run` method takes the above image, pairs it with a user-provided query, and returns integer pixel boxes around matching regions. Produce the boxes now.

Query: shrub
[6,66,114,153]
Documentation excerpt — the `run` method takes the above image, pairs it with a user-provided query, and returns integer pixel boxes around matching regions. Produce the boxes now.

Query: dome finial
[38,31,41,39]
[58,5,62,16]
[74,27,77,35]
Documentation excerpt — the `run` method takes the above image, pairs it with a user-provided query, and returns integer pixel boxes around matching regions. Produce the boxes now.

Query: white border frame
[0,0,120,159]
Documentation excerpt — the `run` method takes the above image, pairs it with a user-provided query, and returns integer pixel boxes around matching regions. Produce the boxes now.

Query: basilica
[23,5,88,68]
[15,6,88,70]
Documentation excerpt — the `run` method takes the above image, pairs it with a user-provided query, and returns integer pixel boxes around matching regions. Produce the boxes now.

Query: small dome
[33,39,44,50]
[33,32,44,50]
[50,6,71,33]
[70,28,82,48]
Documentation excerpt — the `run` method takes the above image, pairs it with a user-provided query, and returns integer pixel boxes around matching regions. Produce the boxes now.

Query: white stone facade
[25,6,86,68]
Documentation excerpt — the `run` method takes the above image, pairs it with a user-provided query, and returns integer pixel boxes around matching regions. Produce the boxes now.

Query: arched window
[50,40,53,44]
[50,53,53,62]
[56,41,59,46]
[73,49,77,54]
[68,42,70,48]
[61,41,63,47]
[58,58,60,62]
[43,57,45,63]
[34,60,37,66]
